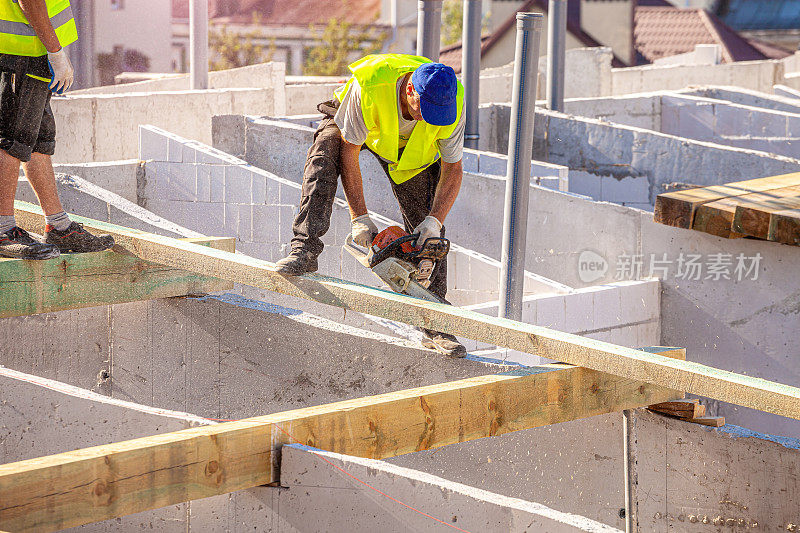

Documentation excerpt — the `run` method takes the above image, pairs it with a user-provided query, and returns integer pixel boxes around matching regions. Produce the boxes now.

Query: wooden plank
[768,208,800,245]
[654,172,800,229]
[0,360,682,532]
[681,415,725,427]
[0,237,234,318]
[14,200,800,422]
[648,399,705,419]
[731,185,800,239]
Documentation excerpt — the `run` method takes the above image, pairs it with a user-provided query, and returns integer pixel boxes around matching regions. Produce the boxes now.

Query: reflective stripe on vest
[0,0,78,57]
[334,53,464,185]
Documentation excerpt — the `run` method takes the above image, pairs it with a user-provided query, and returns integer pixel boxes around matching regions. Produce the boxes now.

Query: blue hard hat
[411,62,457,126]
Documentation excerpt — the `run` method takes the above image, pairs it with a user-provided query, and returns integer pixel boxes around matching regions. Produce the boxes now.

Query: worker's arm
[429,159,462,224]
[340,139,369,218]
[17,0,61,52]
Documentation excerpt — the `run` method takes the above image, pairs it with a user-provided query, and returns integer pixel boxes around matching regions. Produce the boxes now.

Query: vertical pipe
[623,409,637,533]
[190,0,209,90]
[498,13,543,322]
[546,0,566,111]
[70,0,95,89]
[462,0,482,150]
[416,0,442,61]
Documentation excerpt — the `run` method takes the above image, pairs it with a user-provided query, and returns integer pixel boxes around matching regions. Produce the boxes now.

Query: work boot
[420,328,467,358]
[44,222,115,253]
[0,226,60,260]
[275,249,319,276]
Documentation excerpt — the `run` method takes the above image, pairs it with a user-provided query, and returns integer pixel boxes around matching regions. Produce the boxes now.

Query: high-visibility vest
[0,0,77,57]
[334,54,464,185]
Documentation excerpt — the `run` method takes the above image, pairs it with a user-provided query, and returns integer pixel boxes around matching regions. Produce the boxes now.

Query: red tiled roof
[634,7,772,63]
[201,0,382,26]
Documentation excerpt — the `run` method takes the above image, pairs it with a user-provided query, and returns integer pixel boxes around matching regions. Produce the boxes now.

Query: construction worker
[0,0,113,260]
[275,53,467,357]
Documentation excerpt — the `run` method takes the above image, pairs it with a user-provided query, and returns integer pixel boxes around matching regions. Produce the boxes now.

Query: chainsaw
[344,226,450,303]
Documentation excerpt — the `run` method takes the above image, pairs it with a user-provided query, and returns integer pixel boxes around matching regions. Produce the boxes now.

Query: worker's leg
[387,160,448,301]
[0,71,59,259]
[276,101,343,275]
[386,160,465,357]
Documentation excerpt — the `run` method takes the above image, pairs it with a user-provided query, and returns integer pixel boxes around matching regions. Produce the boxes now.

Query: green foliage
[441,0,463,47]
[209,13,276,71]
[304,18,386,76]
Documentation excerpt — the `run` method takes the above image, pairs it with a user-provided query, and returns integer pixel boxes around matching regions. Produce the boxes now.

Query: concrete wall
[610,59,785,96]
[72,62,286,98]
[47,160,143,203]
[14,172,201,239]
[51,87,284,163]
[278,444,621,533]
[555,91,800,159]
[680,86,800,114]
[390,409,800,532]
[774,84,800,101]
[527,106,800,205]
[0,293,506,422]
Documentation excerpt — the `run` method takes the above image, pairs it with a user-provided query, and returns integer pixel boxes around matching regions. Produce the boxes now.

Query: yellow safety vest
[0,0,77,57]
[334,54,464,185]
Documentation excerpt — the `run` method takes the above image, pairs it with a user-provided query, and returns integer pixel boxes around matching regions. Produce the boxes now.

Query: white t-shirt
[333,76,465,164]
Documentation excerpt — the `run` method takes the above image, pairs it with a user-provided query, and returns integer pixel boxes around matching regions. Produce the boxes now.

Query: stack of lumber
[648,399,725,427]
[654,172,800,245]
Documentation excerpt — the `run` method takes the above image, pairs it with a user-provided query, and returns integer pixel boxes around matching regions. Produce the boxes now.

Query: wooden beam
[654,172,800,229]
[0,359,682,532]
[0,237,234,318]
[768,207,800,245]
[731,185,800,240]
[14,201,800,421]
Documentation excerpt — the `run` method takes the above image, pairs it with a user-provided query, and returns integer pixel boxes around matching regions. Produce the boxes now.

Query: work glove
[351,214,378,247]
[47,48,74,95]
[413,215,442,248]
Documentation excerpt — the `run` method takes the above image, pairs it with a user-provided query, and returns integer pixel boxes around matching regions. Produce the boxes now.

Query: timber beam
[0,357,682,532]
[14,201,800,422]
[0,236,234,318]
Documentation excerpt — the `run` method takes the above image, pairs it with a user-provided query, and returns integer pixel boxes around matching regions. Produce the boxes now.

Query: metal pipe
[546,0,566,111]
[70,0,95,89]
[623,409,637,533]
[462,0,482,150]
[416,0,442,61]
[498,13,543,321]
[190,0,209,90]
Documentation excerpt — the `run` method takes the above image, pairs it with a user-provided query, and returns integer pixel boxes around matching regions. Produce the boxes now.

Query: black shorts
[0,55,56,162]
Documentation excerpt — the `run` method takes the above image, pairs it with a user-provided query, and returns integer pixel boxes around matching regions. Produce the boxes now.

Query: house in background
[717,0,800,53]
[439,0,789,74]
[171,0,389,76]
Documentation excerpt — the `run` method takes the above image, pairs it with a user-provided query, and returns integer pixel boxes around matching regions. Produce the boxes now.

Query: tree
[304,18,386,76]
[209,13,276,71]
[440,1,490,48]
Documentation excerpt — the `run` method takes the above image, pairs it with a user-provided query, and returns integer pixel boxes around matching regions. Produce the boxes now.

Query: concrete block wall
[528,106,800,205]
[52,87,283,163]
[71,61,286,100]
[462,280,661,364]
[140,125,571,309]
[774,84,800,101]
[610,59,785,96]
[215,116,570,258]
[680,86,800,114]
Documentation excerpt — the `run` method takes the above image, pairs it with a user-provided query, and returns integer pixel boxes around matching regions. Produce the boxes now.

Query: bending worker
[276,53,467,357]
[0,0,114,260]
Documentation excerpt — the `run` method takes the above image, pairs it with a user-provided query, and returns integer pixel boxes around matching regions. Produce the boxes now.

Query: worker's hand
[351,214,378,247]
[47,48,74,94]
[413,215,442,247]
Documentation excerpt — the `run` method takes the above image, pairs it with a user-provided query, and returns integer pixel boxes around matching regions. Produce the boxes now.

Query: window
[111,0,124,10]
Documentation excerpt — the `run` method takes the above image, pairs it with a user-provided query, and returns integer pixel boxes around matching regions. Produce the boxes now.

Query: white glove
[47,48,74,94]
[413,215,442,247]
[351,214,378,247]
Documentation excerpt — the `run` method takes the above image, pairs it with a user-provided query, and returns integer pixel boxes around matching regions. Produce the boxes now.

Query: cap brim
[420,97,457,126]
